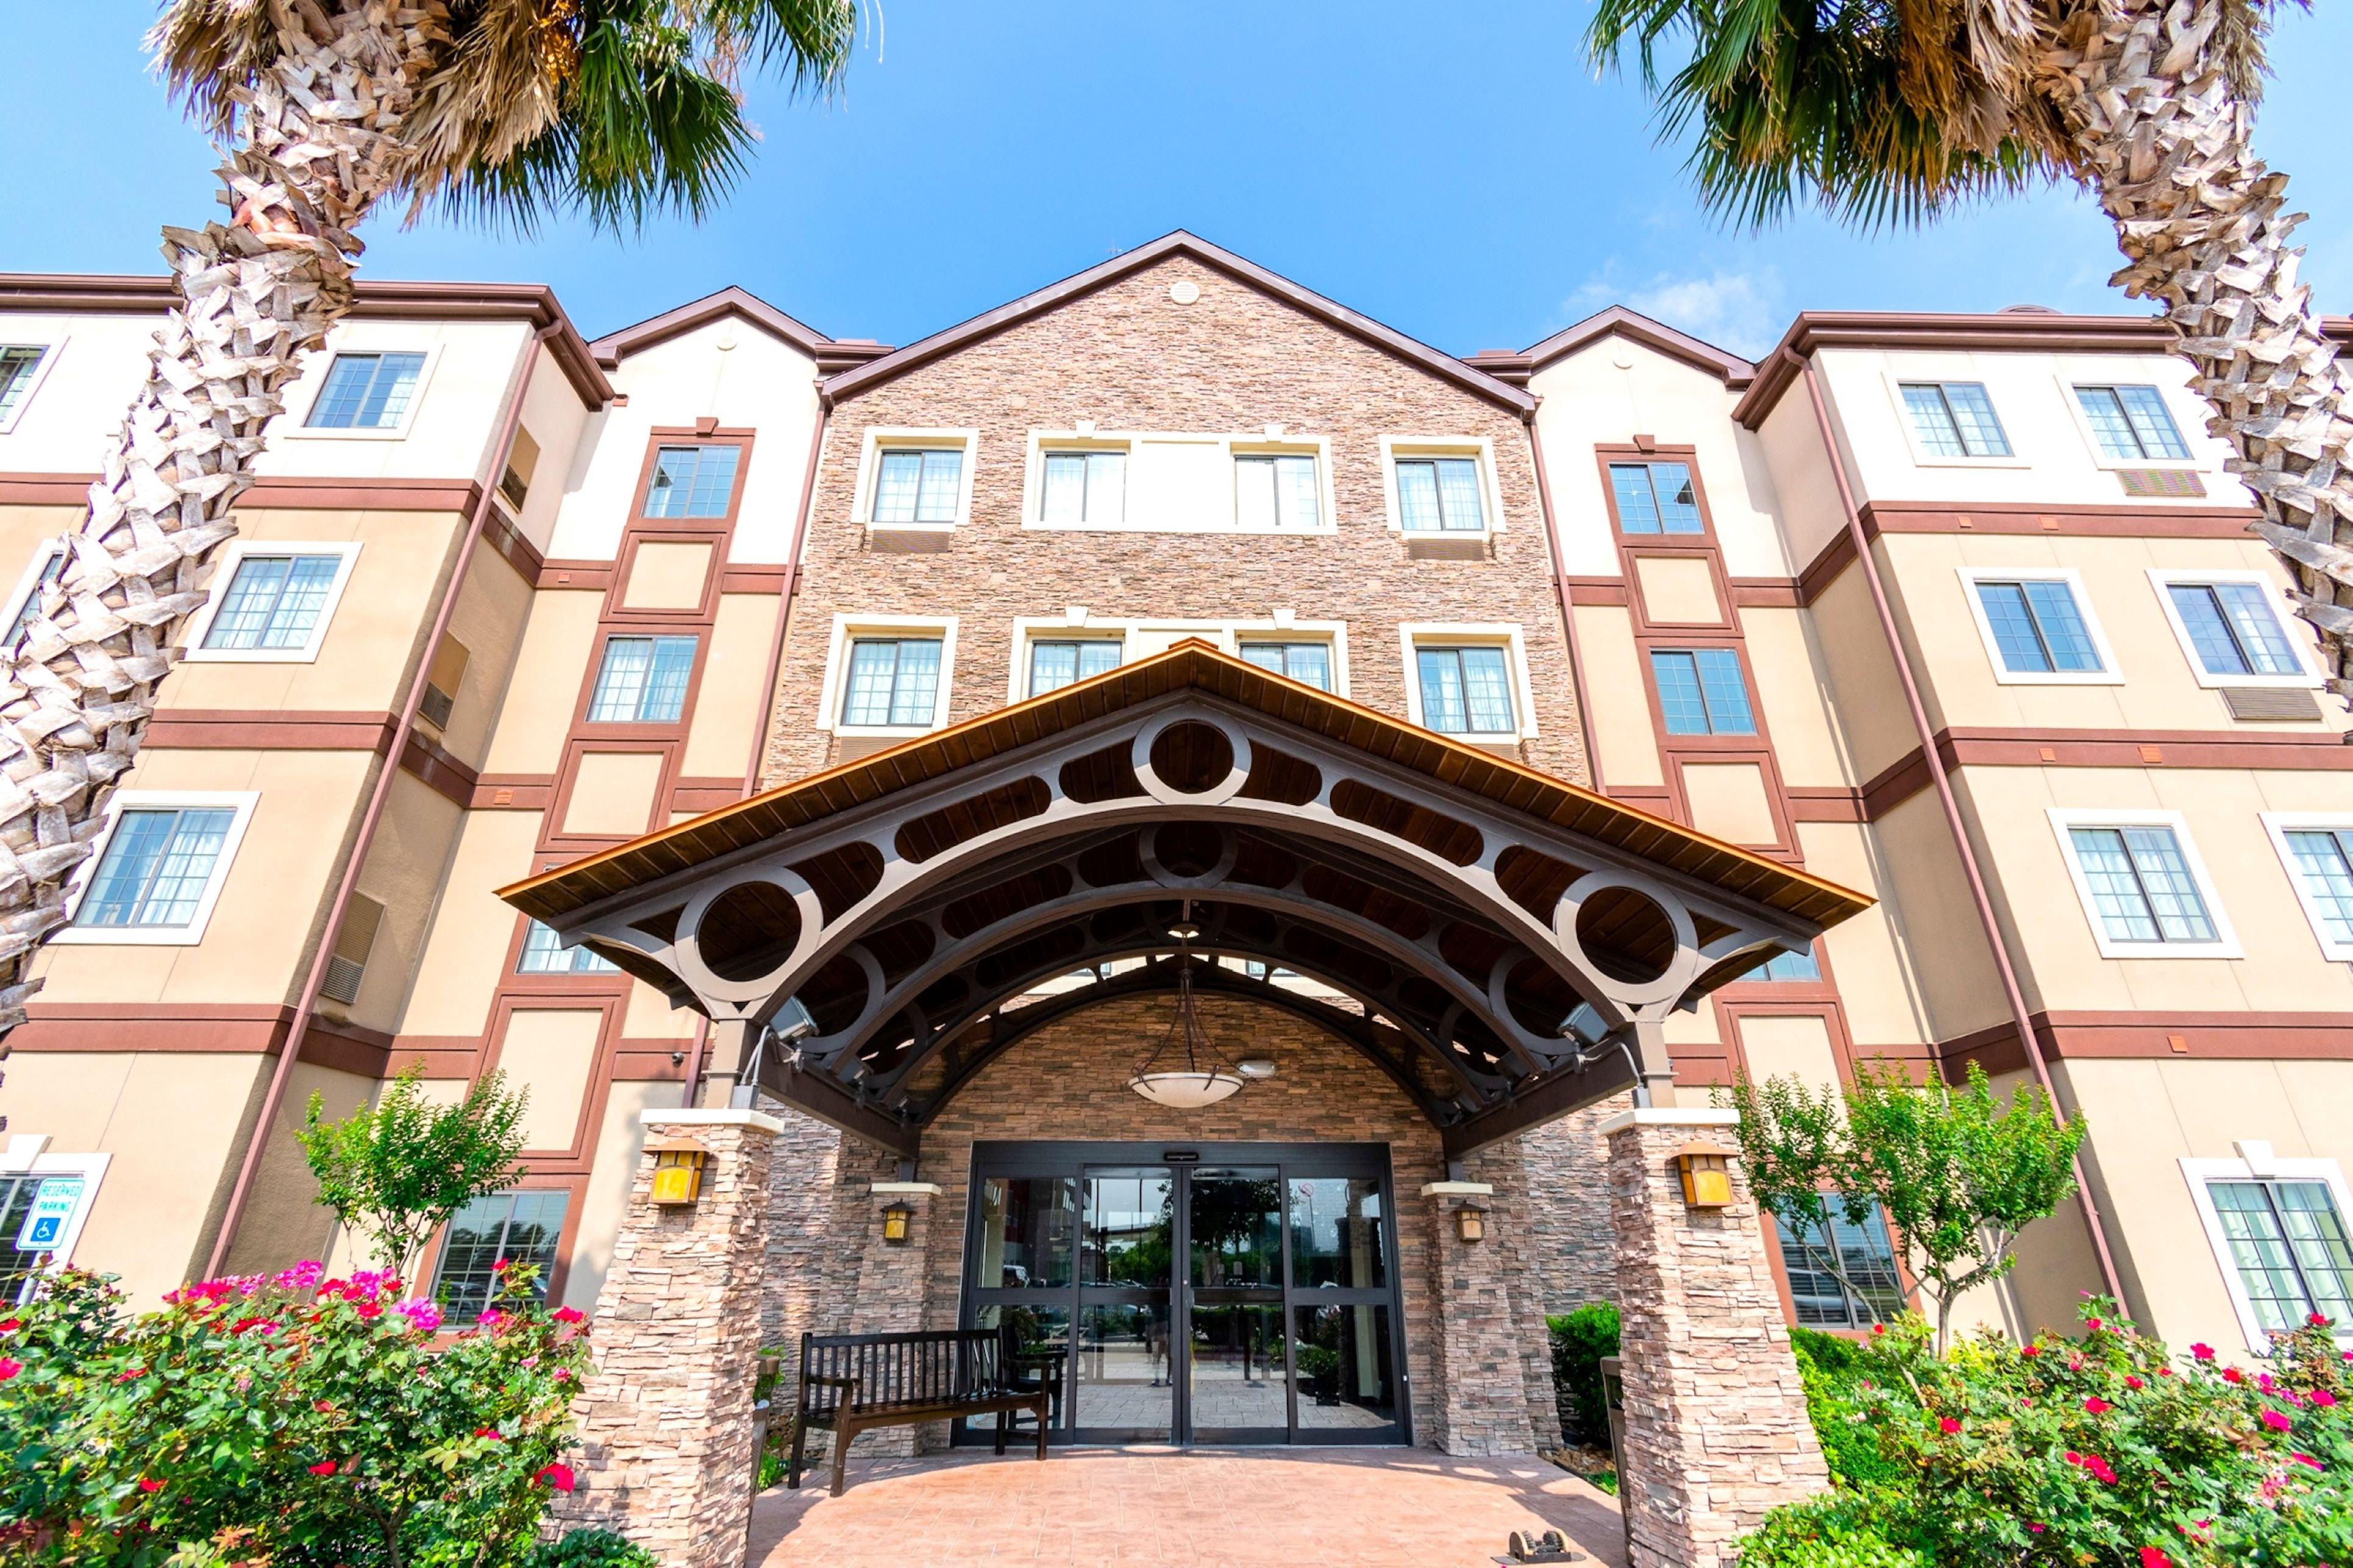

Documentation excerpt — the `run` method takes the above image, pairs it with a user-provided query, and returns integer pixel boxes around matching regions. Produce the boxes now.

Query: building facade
[1,234,2348,1456]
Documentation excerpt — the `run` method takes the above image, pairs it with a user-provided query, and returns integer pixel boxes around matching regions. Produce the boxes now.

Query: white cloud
[1562,268,1785,358]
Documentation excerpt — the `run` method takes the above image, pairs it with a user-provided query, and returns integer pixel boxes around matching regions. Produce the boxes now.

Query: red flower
[2223,1368,2245,1385]
[493,1258,512,1274]
[2191,1343,2216,1361]
[1870,1324,1885,1337]
[355,1304,381,1319]
[2157,1367,2174,1377]
[474,1427,505,1440]
[2126,1376,2144,1391]
[554,1307,585,1324]
[308,1461,338,1477]
[2291,1452,2324,1469]
[2028,1523,2046,1534]
[1938,1417,1962,1435]
[2084,1397,2113,1414]
[535,1463,575,1492]
[138,1480,162,1494]
[0,1357,20,1383]
[2021,1345,2041,1358]
[2087,1317,2104,1333]
[0,1318,19,1333]
[2310,1313,2332,1328]
[2260,1409,2293,1432]
[2313,1390,2339,1409]
[2140,1548,2174,1568]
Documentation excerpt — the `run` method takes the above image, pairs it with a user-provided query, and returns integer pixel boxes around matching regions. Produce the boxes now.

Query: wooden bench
[787,1327,1053,1495]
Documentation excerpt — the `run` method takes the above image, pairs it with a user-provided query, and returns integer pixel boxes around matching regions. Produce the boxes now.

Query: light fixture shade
[1128,1070,1245,1108]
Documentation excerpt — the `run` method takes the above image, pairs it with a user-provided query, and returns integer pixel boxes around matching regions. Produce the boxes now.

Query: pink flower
[2291,1452,2324,1470]
[475,1309,507,1332]
[2084,1397,2113,1414]
[1938,1417,1962,1435]
[2028,1523,2046,1534]
[138,1479,162,1494]
[2087,1316,2104,1332]
[554,1368,573,1382]
[535,1463,575,1492]
[2259,1372,2279,1395]
[2140,1549,2173,1568]
[2313,1390,2338,1409]
[2260,1409,2293,1432]
[274,1261,325,1292]
[473,1427,504,1440]
[2191,1343,2215,1361]
[2126,1376,2144,1391]
[307,1461,338,1477]
[2022,1344,2041,1358]
[394,1299,443,1335]
[0,1357,20,1382]
[554,1307,585,1324]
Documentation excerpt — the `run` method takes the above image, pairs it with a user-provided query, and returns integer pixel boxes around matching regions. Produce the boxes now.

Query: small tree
[1723,1059,2088,1351]
[297,1066,530,1278]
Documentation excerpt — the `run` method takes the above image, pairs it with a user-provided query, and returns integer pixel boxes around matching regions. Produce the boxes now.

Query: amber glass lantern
[1674,1140,1736,1208]
[646,1137,710,1206]
[1454,1202,1488,1243]
[881,1200,914,1244]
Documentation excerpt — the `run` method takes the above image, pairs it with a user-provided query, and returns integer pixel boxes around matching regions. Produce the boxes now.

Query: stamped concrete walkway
[746,1447,1627,1568]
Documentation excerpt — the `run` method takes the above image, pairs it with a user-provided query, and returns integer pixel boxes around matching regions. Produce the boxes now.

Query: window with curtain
[201,553,345,652]
[1607,461,1703,534]
[1772,1202,1907,1328]
[307,352,427,429]
[432,1190,569,1327]
[1238,641,1333,692]
[4,548,65,651]
[643,444,742,519]
[1394,457,1485,533]
[1415,645,1515,735]
[2066,824,2220,945]
[841,636,943,727]
[587,635,697,723]
[1972,578,2105,674]
[1648,648,1756,735]
[1039,450,1127,525]
[2074,384,2191,461]
[76,806,237,928]
[871,449,964,525]
[2202,1178,2353,1335]
[0,346,49,424]
[1901,381,2012,458]
[1234,453,1320,529]
[1028,639,1121,697]
[517,919,620,974]
[2281,827,2353,947]
[2165,581,2303,677]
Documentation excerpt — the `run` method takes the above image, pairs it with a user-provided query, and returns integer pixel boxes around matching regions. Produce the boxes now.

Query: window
[1607,461,1703,534]
[1039,450,1126,525]
[1239,641,1333,692]
[1964,573,2112,679]
[1773,1201,1906,1328]
[4,547,66,651]
[1901,381,2012,459]
[872,449,964,525]
[518,919,619,975]
[432,1190,569,1327]
[841,637,943,728]
[2053,813,2235,956]
[1395,457,1484,533]
[2265,816,2353,959]
[0,345,52,428]
[199,552,347,654]
[0,1160,107,1304]
[643,444,741,519]
[1415,646,1517,736]
[1028,639,1120,697]
[1649,648,1756,736]
[1234,453,1321,530]
[306,352,426,430]
[1748,946,1822,982]
[2075,384,2191,461]
[2200,1176,2353,1339]
[588,635,697,723]
[73,804,240,932]
[2159,576,2305,681]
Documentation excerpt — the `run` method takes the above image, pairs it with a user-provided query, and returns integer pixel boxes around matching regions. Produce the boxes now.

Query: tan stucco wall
[680,592,779,781]
[481,591,603,774]
[399,809,544,1037]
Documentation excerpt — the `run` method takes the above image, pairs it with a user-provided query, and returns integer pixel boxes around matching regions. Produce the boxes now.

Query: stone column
[1606,1108,1828,1568]
[561,1109,779,1568]
[1425,1177,1539,1455]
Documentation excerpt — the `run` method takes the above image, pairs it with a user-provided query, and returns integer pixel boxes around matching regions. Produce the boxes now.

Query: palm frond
[149,0,282,131]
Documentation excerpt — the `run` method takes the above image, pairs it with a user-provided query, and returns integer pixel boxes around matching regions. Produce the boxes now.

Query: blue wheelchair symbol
[27,1216,60,1246]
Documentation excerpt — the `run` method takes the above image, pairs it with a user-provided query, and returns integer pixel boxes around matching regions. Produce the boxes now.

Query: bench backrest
[797,1328,1007,1416]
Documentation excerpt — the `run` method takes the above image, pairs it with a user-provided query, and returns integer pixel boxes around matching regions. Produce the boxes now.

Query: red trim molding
[0,474,487,513]
[1937,1011,2353,1078]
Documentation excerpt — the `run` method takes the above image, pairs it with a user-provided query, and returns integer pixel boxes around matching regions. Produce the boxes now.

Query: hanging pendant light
[1128,920,1246,1108]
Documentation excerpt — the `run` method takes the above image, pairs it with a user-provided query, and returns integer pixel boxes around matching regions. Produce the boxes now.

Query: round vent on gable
[1169,280,1201,305]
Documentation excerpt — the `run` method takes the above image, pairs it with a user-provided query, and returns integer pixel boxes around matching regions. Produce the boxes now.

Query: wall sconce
[1675,1141,1737,1209]
[1454,1202,1488,1244]
[881,1201,914,1244]
[646,1136,710,1206]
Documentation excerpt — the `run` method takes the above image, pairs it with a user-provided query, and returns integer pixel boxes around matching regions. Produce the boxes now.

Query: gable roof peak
[1521,305,1757,388]
[593,285,886,371]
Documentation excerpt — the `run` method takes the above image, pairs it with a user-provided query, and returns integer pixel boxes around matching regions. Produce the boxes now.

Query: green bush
[525,1530,656,1568]
[1546,1302,1620,1447]
[1736,1494,1931,1568]
[1788,1326,1910,1491]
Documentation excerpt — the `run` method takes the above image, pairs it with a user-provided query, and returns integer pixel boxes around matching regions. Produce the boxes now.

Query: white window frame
[851,428,980,533]
[2059,375,2202,472]
[1019,429,1337,536]
[2260,812,2353,962]
[2147,569,2320,690]
[2180,1153,2353,1352]
[814,614,958,736]
[0,338,66,435]
[283,345,442,441]
[57,790,260,947]
[1882,372,2029,469]
[2047,807,2241,960]
[1,540,68,647]
[179,541,363,664]
[1399,623,1540,743]
[1377,436,1508,538]
[1957,567,2126,686]
[1002,612,1351,706]
[0,1148,112,1300]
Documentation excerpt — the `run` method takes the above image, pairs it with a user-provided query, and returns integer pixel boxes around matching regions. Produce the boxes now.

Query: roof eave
[1519,307,1756,389]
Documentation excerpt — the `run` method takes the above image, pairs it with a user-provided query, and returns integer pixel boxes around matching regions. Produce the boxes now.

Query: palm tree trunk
[2045,0,2353,700]
[0,2,437,1051]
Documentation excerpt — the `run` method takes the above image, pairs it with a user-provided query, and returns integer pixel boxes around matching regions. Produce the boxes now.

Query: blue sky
[7,2,2353,359]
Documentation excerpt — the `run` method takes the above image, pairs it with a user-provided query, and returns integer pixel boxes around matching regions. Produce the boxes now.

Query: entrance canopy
[502,643,1868,1158]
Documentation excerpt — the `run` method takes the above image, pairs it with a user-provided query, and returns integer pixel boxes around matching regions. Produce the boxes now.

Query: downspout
[1799,360,2126,1305]
[1523,406,1605,793]
[205,325,552,1279]
[678,389,830,1108]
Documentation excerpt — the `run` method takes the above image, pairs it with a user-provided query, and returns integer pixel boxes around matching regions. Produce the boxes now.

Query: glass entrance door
[960,1141,1408,1446]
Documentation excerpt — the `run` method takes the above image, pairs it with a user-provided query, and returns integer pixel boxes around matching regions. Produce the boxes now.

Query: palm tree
[1586,0,2351,703]
[0,0,855,1035]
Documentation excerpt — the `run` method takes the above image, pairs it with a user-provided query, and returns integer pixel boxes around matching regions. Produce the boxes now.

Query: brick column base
[560,1109,779,1568]
[1426,1179,1539,1455]
[1606,1109,1827,1568]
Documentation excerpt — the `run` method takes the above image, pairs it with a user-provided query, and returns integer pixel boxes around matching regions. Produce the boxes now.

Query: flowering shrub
[1748,1300,2352,1567]
[0,1260,594,1567]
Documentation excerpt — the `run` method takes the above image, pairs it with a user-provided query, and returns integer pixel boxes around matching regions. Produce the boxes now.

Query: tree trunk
[2043,0,2353,700]
[0,2,438,1055]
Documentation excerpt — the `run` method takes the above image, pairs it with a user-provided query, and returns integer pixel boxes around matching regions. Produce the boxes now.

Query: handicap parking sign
[16,1176,86,1252]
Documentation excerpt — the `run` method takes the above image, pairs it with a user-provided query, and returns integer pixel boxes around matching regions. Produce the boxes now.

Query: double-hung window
[1239,641,1333,692]
[2162,578,2304,679]
[1028,639,1120,697]
[841,637,943,728]
[872,449,964,526]
[74,805,240,931]
[1394,457,1485,533]
[2059,817,2228,951]
[200,552,347,654]
[1039,450,1126,525]
[2075,384,2191,461]
[4,548,66,651]
[2195,1172,2353,1340]
[1968,575,2108,676]
[306,352,426,430]
[644,444,741,519]
[1771,1200,1907,1328]
[432,1189,569,1326]
[1234,453,1320,530]
[1649,648,1756,736]
[1607,461,1703,534]
[1901,381,2012,458]
[1415,645,1517,736]
[518,919,620,975]
[2266,817,2353,959]
[0,345,52,428]
[588,635,697,723]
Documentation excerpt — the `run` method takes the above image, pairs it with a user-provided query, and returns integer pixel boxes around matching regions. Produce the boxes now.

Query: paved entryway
[746,1447,1628,1568]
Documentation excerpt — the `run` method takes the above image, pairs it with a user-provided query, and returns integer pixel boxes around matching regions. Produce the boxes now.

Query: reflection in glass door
[1187,1168,1287,1441]
[1075,1169,1175,1441]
